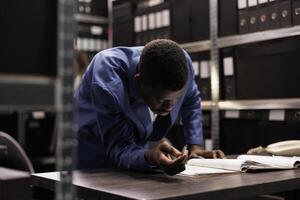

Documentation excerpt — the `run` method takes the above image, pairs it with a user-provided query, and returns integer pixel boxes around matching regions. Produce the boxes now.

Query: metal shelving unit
[181,25,300,53]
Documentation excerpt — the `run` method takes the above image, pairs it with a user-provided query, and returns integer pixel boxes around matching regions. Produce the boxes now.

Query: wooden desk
[33,168,300,200]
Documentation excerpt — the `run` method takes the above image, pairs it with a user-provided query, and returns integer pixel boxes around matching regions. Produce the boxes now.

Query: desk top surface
[33,168,300,200]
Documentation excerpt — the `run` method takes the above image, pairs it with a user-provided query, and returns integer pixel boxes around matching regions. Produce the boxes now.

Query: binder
[113,1,134,46]
[170,0,191,43]
[190,52,211,100]
[219,0,238,37]
[238,0,249,34]
[234,37,300,99]
[248,0,259,32]
[190,0,210,41]
[269,0,280,29]
[258,0,270,31]
[292,0,300,25]
[91,0,108,17]
[221,48,236,100]
[199,60,211,100]
[278,0,292,27]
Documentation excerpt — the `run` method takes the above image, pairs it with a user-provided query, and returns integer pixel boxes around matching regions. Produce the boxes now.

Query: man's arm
[180,56,225,159]
[92,84,188,172]
[180,56,204,147]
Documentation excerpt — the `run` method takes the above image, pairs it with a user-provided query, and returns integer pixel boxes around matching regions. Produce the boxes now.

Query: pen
[181,144,188,154]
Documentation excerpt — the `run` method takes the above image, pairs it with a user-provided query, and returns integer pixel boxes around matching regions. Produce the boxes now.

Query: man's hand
[145,140,188,175]
[188,144,226,159]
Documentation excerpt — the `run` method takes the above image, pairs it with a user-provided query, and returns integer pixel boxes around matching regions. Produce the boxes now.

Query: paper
[181,165,235,176]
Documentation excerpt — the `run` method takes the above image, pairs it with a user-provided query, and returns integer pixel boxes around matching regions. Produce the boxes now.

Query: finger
[216,150,226,159]
[173,154,188,165]
[157,153,176,167]
[160,143,181,157]
[212,151,218,159]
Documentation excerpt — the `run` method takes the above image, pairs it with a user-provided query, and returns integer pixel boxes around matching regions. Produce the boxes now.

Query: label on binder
[192,61,200,76]
[149,13,156,29]
[142,15,148,31]
[200,61,210,78]
[223,57,234,76]
[156,12,162,28]
[162,9,170,27]
[248,0,258,7]
[269,110,285,121]
[225,110,240,118]
[91,26,103,35]
[238,0,247,9]
[258,0,268,4]
[134,16,141,33]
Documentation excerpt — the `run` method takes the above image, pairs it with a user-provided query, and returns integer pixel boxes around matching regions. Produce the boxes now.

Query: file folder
[190,0,210,41]
[238,0,249,33]
[258,0,270,30]
[248,0,259,32]
[219,0,238,36]
[170,0,191,43]
[234,37,300,99]
[221,48,236,100]
[269,0,280,29]
[292,0,300,25]
[278,0,292,27]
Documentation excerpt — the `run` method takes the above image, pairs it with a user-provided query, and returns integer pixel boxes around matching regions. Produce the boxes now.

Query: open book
[181,155,300,176]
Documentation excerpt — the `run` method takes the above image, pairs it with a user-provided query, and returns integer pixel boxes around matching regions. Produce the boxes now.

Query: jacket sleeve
[91,83,155,172]
[180,56,204,146]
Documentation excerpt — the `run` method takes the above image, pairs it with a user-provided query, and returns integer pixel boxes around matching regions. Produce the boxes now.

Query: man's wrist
[144,150,156,166]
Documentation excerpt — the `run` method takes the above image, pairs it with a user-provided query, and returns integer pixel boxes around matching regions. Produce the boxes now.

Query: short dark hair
[139,39,188,91]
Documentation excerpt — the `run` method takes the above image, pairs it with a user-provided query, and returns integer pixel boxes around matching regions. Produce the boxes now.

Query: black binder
[269,0,280,29]
[170,0,191,43]
[238,0,249,34]
[91,0,108,17]
[278,0,292,27]
[113,1,134,46]
[258,0,270,31]
[234,37,300,99]
[248,0,259,32]
[220,109,300,155]
[190,0,210,41]
[219,0,238,36]
[292,0,300,25]
[190,52,211,100]
[220,48,236,100]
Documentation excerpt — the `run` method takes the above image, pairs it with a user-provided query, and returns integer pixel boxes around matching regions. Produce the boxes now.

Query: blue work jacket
[74,47,203,172]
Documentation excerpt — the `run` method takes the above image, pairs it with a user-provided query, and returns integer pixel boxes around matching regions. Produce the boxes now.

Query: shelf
[218,99,300,110]
[75,14,108,24]
[218,25,300,49]
[201,101,214,110]
[181,25,300,53]
[0,74,56,85]
[181,40,211,53]
[0,105,56,112]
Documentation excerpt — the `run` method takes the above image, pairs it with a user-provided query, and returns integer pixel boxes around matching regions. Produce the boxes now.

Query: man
[74,39,224,175]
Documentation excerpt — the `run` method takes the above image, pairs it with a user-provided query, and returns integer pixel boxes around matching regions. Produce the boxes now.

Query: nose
[162,100,174,112]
